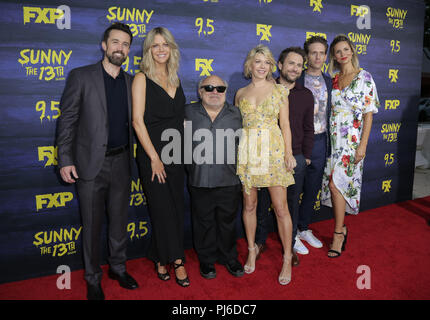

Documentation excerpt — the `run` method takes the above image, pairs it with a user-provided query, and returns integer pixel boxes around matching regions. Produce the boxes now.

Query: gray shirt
[304,72,328,134]
[184,101,242,188]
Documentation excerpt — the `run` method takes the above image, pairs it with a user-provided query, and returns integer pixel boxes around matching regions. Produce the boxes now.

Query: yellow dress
[237,84,295,194]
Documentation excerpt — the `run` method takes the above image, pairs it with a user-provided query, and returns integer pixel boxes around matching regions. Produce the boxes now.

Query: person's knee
[243,199,257,214]
[272,202,289,219]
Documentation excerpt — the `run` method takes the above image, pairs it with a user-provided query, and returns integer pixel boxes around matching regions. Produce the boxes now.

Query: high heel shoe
[328,230,346,258]
[155,262,170,281]
[278,254,292,285]
[342,225,348,250]
[244,244,259,274]
[173,261,190,287]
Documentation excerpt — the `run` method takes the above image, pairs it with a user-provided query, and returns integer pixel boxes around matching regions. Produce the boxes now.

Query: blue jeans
[298,133,327,232]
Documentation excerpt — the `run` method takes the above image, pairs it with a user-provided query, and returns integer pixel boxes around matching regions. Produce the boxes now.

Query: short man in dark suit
[185,75,244,279]
[56,23,138,300]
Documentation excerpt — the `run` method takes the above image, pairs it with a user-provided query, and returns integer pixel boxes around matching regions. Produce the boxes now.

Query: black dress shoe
[225,260,244,277]
[108,270,139,290]
[199,263,216,279]
[87,283,105,300]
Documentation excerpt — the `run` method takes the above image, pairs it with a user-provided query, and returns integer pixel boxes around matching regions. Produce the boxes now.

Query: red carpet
[1,196,429,300]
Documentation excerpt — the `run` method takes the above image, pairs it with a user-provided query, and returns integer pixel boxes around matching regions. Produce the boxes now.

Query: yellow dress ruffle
[237,84,295,194]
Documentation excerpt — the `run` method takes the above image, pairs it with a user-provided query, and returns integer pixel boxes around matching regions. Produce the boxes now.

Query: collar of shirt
[102,62,125,80]
[275,77,305,91]
[197,101,233,120]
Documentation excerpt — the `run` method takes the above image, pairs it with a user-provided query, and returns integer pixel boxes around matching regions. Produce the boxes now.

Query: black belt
[105,144,129,157]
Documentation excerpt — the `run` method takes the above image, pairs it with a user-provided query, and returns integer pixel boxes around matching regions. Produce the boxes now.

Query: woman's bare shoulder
[133,71,146,82]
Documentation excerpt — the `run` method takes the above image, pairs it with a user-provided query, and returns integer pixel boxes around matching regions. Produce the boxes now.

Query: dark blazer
[56,61,133,180]
[297,70,332,156]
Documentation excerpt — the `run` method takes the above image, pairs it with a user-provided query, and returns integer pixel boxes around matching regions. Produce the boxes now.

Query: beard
[280,70,299,84]
[106,51,126,66]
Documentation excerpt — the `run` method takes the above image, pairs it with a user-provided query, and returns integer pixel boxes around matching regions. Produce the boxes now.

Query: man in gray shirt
[185,75,243,279]
[294,36,332,254]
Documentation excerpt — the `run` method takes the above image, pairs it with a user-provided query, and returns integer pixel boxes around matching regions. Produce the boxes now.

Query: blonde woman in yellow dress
[235,44,296,285]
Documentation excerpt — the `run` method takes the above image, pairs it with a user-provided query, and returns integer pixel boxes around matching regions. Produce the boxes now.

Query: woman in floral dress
[235,45,296,284]
[321,35,379,258]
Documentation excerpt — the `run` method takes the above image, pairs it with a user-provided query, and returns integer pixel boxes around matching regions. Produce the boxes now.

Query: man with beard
[56,23,138,300]
[255,47,314,266]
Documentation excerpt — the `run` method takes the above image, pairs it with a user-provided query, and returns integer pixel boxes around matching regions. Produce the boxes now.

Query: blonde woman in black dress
[132,27,189,287]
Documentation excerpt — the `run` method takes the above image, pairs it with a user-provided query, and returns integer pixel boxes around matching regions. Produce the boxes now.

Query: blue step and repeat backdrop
[0,0,424,283]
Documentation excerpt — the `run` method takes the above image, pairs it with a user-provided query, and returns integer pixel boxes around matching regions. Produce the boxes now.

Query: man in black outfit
[56,23,138,300]
[277,47,315,265]
[185,75,244,279]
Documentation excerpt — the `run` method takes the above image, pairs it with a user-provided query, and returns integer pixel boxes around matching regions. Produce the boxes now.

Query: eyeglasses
[200,85,227,93]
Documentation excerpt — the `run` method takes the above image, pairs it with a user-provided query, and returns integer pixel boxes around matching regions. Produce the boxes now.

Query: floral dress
[321,69,379,214]
[237,84,295,195]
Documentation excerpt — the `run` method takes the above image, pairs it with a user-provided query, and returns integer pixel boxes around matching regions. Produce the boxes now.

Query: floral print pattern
[237,84,295,195]
[321,70,379,214]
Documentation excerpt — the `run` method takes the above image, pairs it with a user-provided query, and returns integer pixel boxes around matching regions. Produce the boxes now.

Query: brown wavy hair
[327,34,360,77]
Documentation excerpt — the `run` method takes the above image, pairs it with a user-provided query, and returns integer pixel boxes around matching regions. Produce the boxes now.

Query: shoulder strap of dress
[276,83,289,95]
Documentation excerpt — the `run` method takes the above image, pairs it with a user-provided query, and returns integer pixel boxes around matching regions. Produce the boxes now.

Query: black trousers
[287,154,307,247]
[255,154,307,247]
[255,188,272,245]
[76,150,130,285]
[189,184,241,265]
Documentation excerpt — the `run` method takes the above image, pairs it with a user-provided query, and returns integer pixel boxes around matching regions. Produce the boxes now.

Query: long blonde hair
[327,34,360,77]
[243,44,276,80]
[140,27,180,88]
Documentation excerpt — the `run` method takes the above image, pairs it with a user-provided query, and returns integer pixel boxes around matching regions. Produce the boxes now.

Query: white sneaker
[298,230,323,248]
[293,236,309,255]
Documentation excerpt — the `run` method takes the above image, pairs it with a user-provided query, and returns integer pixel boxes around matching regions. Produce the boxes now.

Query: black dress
[136,76,186,265]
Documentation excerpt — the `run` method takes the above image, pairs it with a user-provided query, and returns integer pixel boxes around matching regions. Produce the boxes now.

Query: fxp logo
[23,5,71,30]
[351,5,371,30]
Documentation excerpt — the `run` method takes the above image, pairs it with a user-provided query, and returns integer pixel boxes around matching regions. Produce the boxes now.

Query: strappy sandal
[155,262,170,281]
[278,254,292,285]
[244,244,259,274]
[342,225,348,248]
[328,230,346,258]
[173,261,190,287]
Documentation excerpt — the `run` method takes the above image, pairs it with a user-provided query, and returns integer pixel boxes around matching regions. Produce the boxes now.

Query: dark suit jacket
[297,70,332,156]
[56,61,133,180]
